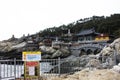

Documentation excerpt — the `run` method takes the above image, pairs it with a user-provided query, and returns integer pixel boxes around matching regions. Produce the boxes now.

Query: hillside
[39,14,120,38]
[0,13,120,59]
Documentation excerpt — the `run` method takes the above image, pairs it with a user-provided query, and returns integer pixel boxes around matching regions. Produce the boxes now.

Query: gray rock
[100,38,120,56]
[49,55,91,74]
[40,46,56,55]
[51,48,70,58]
[51,50,62,58]
[42,54,51,59]
[86,59,102,69]
[11,42,27,49]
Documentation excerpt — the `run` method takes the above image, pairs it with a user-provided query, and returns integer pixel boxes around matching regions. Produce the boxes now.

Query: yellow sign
[22,51,41,61]
[22,51,41,80]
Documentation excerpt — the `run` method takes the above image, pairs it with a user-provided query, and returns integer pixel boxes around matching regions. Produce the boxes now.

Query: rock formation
[0,38,71,59]
[100,38,120,56]
[112,63,120,73]
[47,69,120,80]
[40,45,71,59]
[98,38,120,65]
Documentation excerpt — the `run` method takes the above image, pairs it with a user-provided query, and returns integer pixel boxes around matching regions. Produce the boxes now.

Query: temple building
[95,34,110,41]
[76,28,99,41]
[76,28,112,42]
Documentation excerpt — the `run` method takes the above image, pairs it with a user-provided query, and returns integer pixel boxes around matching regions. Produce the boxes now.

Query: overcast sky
[0,0,120,41]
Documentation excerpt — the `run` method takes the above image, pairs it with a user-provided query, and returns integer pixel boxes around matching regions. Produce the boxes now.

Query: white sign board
[29,67,35,76]
[22,51,41,61]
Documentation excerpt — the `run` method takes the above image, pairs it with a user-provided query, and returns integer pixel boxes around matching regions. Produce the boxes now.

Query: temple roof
[76,28,99,36]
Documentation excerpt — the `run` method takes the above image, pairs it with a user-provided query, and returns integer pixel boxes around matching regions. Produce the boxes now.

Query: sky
[0,0,120,41]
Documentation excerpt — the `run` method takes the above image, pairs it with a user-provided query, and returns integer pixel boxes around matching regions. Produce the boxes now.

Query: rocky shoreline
[0,38,71,59]
[0,36,120,80]
[45,69,120,80]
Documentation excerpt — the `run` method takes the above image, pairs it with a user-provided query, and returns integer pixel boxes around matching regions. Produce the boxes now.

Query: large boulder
[40,46,71,59]
[40,46,56,55]
[98,38,120,65]
[41,54,52,59]
[49,69,120,80]
[100,38,120,56]
[11,42,27,49]
[49,55,101,74]
[86,59,102,69]
[110,38,120,52]
[0,41,26,52]
[51,48,70,58]
[100,46,114,56]
[0,42,15,52]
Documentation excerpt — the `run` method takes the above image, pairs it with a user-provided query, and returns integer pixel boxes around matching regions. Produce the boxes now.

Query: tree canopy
[39,14,120,38]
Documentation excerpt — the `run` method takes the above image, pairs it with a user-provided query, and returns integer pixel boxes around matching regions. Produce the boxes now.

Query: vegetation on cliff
[39,14,120,38]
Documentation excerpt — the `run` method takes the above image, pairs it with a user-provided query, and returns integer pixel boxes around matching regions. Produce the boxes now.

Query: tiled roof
[76,28,99,36]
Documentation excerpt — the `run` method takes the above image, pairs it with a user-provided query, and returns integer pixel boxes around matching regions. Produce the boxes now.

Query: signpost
[22,51,41,61]
[22,51,41,80]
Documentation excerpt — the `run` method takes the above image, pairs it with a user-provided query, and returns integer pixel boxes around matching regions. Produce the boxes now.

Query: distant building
[76,28,112,42]
[95,34,109,41]
[76,28,99,41]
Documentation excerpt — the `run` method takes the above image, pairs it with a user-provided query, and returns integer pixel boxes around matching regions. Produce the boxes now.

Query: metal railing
[0,59,24,80]
[0,53,118,79]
